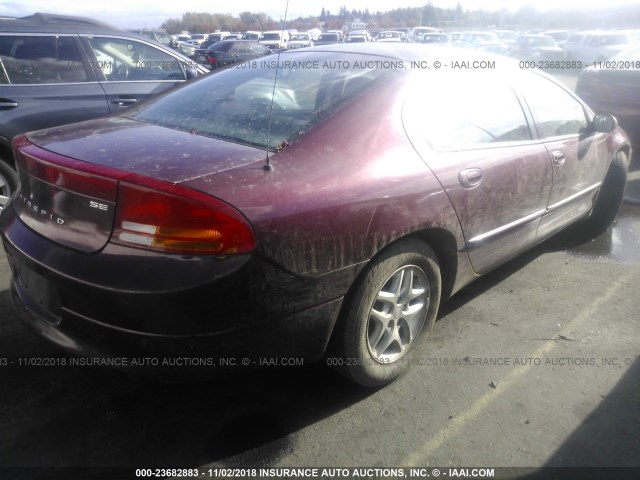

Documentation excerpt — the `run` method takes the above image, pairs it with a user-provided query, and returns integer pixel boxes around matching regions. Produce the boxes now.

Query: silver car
[563,30,640,64]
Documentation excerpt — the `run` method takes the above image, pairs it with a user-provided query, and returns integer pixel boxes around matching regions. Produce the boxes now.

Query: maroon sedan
[0,45,631,387]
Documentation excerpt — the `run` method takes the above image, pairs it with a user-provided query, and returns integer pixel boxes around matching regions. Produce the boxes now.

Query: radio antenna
[264,0,290,172]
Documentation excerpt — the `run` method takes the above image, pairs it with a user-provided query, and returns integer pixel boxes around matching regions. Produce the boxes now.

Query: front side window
[520,73,588,138]
[87,37,185,82]
[231,42,249,54]
[407,72,532,150]
[0,35,87,84]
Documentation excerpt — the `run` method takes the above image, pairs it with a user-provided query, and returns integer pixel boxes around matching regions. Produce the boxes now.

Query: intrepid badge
[18,193,65,225]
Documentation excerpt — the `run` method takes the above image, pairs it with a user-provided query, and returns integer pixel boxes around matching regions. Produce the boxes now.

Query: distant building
[345,18,368,31]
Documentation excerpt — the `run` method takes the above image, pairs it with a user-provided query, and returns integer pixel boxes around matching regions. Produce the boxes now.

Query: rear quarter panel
[183,76,468,279]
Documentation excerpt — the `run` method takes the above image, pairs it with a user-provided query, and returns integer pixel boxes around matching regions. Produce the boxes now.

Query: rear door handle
[551,150,566,166]
[459,168,483,189]
[0,99,18,109]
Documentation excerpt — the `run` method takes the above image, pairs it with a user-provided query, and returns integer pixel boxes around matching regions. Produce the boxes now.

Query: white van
[260,30,290,50]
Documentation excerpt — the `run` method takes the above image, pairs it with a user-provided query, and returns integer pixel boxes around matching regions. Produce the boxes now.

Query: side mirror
[592,113,617,133]
[186,67,199,80]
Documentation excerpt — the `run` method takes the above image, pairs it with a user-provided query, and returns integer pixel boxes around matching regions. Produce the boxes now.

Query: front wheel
[579,150,628,238]
[0,159,18,212]
[329,239,441,387]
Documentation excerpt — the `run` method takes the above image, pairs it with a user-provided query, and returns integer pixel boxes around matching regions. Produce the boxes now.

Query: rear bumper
[1,206,353,379]
[10,277,342,379]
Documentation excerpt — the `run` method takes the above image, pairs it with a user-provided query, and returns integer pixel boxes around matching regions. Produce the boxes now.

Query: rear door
[404,72,553,274]
[0,34,109,146]
[80,35,189,113]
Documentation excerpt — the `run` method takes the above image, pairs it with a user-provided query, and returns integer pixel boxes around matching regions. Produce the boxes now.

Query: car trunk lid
[13,118,265,253]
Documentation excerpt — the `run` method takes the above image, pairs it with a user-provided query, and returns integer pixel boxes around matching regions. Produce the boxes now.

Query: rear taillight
[15,136,118,202]
[208,55,217,66]
[14,135,255,256]
[113,176,255,255]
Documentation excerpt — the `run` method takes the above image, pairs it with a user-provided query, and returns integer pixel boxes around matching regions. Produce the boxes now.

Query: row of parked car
[451,29,640,64]
[1,12,639,210]
[176,26,640,69]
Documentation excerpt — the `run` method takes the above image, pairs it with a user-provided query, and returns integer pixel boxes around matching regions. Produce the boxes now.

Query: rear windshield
[126,52,398,150]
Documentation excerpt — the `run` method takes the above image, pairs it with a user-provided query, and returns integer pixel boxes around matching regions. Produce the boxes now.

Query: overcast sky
[1,0,637,29]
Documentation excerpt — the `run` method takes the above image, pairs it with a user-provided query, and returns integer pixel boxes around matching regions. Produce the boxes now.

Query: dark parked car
[511,34,565,62]
[419,33,451,46]
[576,45,640,166]
[315,33,342,46]
[196,40,270,69]
[0,13,207,212]
[202,32,227,47]
[0,45,630,387]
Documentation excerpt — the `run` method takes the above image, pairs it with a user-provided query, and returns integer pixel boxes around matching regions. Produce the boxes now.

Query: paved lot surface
[1,174,639,479]
[1,71,639,479]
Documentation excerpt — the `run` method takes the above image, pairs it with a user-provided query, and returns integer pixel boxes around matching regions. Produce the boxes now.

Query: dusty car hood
[26,116,267,184]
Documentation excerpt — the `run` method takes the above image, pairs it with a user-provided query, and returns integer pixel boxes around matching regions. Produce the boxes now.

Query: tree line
[160,4,640,34]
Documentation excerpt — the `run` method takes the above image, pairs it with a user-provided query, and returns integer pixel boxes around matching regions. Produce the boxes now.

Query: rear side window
[0,35,88,84]
[407,72,532,150]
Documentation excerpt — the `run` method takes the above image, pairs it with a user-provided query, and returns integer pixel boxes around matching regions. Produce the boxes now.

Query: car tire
[329,239,441,387]
[578,150,628,238]
[0,159,18,211]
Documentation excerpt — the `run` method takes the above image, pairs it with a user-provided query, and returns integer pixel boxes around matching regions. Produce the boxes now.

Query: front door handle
[111,97,138,107]
[459,168,483,189]
[0,99,18,109]
[551,150,566,166]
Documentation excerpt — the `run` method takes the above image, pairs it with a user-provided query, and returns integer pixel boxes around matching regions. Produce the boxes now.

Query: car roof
[572,29,637,36]
[281,42,511,63]
[0,12,122,34]
[218,40,257,43]
[0,12,182,51]
[211,39,260,48]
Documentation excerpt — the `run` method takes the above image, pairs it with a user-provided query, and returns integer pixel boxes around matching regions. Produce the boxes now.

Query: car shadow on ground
[0,207,637,474]
[0,308,373,470]
[0,244,548,473]
[509,358,640,480]
[542,356,640,467]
